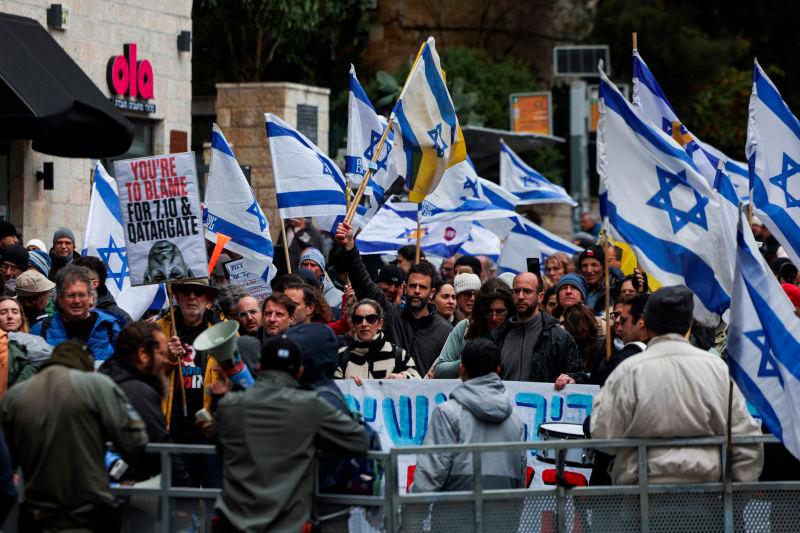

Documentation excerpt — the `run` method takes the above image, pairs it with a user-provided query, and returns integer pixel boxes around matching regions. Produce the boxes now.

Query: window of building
[102,118,156,176]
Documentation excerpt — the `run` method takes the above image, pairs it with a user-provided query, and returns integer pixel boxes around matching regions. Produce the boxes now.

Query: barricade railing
[105,435,796,533]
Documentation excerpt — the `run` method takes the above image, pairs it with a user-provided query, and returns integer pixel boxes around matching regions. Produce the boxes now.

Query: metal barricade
[101,435,800,532]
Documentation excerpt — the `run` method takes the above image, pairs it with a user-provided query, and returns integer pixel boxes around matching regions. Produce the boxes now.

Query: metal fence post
[722,440,734,533]
[159,449,172,533]
[472,451,484,533]
[385,450,397,532]
[638,445,649,533]
[556,449,566,533]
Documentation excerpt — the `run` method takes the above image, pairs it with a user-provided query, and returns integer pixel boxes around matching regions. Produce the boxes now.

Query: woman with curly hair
[428,278,514,378]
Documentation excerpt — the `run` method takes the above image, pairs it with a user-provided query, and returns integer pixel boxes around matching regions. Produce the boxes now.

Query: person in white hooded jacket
[590,285,763,485]
[412,338,526,493]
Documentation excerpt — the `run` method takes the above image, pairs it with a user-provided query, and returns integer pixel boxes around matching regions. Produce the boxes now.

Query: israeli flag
[497,216,580,275]
[82,162,163,320]
[499,140,577,206]
[458,223,502,261]
[355,199,471,257]
[346,65,397,214]
[265,113,346,219]
[633,49,749,202]
[389,37,467,202]
[204,124,276,291]
[420,158,518,223]
[599,69,733,325]
[728,211,800,460]
[747,61,800,269]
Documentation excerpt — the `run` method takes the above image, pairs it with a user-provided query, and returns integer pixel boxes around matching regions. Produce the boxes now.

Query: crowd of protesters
[0,212,788,531]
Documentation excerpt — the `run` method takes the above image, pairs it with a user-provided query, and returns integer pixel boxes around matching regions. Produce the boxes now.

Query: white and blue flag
[599,69,733,325]
[633,49,750,202]
[747,61,800,269]
[355,199,470,257]
[728,211,800,459]
[346,65,397,214]
[420,158,518,223]
[204,124,276,293]
[265,113,346,219]
[457,223,503,262]
[499,140,577,206]
[497,216,580,275]
[82,162,163,320]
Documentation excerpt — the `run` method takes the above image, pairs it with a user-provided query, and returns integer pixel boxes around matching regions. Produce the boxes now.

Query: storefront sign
[106,43,156,113]
[510,92,552,135]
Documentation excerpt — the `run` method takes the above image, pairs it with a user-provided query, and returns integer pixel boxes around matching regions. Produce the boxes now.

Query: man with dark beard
[100,321,187,484]
[495,272,581,386]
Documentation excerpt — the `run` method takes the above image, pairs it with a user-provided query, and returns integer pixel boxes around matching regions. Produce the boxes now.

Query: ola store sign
[106,43,156,113]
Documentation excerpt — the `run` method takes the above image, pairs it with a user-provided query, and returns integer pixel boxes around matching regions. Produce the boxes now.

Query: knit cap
[453,273,481,295]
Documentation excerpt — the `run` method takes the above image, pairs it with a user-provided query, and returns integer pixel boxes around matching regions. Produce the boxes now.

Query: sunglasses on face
[352,314,379,325]
[176,287,207,297]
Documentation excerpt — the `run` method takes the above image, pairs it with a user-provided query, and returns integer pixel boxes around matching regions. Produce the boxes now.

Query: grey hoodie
[412,373,526,492]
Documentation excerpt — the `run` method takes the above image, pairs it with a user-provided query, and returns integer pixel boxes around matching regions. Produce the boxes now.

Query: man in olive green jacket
[212,333,369,533]
[0,340,148,531]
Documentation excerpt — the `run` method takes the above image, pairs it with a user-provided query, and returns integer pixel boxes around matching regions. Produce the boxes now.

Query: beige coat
[590,333,763,485]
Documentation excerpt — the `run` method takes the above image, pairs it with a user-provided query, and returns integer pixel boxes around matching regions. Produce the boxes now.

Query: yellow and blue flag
[389,37,466,203]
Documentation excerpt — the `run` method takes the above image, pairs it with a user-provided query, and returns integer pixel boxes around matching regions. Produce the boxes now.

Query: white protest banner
[224,258,271,302]
[114,152,207,286]
[337,379,599,492]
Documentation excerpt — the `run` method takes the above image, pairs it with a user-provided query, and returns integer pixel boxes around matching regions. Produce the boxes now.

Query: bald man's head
[512,272,541,321]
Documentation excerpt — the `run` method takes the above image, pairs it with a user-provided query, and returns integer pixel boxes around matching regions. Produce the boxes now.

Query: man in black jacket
[100,321,189,485]
[335,222,453,375]
[495,272,581,386]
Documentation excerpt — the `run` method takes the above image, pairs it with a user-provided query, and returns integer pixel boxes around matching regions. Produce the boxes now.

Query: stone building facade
[0,0,192,246]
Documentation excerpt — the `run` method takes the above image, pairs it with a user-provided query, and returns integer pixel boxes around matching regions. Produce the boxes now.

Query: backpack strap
[39,316,53,340]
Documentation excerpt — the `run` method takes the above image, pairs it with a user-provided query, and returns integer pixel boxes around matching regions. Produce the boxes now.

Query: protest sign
[224,258,271,301]
[114,152,207,286]
[337,379,599,491]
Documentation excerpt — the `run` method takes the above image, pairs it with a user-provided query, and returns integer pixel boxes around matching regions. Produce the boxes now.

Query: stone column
[214,82,330,242]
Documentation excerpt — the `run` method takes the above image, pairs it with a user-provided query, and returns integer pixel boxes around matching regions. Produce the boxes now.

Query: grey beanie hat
[53,227,76,246]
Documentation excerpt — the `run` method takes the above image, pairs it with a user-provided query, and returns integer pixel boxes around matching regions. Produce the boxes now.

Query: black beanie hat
[578,245,605,268]
[2,244,29,271]
[454,255,483,277]
[260,334,303,374]
[643,285,694,335]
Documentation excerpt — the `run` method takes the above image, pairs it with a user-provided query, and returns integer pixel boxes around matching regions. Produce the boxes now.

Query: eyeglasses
[176,287,207,297]
[237,309,259,318]
[485,308,508,318]
[0,263,18,272]
[62,292,90,301]
[352,314,379,325]
[459,291,476,299]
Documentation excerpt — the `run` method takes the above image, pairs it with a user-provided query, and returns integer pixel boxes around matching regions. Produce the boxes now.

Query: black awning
[0,12,134,157]
[462,125,564,180]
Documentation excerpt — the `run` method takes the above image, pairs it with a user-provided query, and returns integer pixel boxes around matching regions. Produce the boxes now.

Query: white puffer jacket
[590,334,763,485]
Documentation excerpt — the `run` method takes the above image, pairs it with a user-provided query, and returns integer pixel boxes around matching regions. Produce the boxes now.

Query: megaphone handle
[167,282,188,417]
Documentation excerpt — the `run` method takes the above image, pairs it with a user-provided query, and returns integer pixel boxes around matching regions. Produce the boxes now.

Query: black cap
[454,255,482,277]
[260,334,303,374]
[2,244,28,271]
[578,245,605,267]
[377,264,404,286]
[643,285,694,336]
[286,323,341,383]
[295,268,322,289]
[0,221,16,240]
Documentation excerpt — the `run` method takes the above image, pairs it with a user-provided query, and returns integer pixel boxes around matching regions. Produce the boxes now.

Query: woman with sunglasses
[428,279,513,378]
[335,299,420,385]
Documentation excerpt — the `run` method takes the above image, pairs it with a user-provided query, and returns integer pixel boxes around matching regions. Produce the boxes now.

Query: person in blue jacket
[31,265,120,368]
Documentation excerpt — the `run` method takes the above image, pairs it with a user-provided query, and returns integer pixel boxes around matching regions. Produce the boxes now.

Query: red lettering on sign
[106,43,155,100]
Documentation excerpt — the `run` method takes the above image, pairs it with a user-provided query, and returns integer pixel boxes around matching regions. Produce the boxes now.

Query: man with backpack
[211,331,369,532]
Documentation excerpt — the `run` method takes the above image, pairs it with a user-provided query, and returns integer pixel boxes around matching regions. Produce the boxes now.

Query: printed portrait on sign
[143,240,194,283]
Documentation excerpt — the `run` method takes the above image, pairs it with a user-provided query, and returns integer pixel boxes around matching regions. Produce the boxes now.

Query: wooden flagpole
[167,282,188,417]
[604,229,612,360]
[345,123,392,225]
[280,220,292,274]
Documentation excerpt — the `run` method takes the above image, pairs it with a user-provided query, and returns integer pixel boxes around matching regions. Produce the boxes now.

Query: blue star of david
[744,329,784,388]
[646,166,709,233]
[460,175,480,200]
[246,198,268,232]
[520,172,541,188]
[97,235,128,291]
[769,153,800,208]
[427,123,447,158]
[363,130,392,172]
[318,154,335,178]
